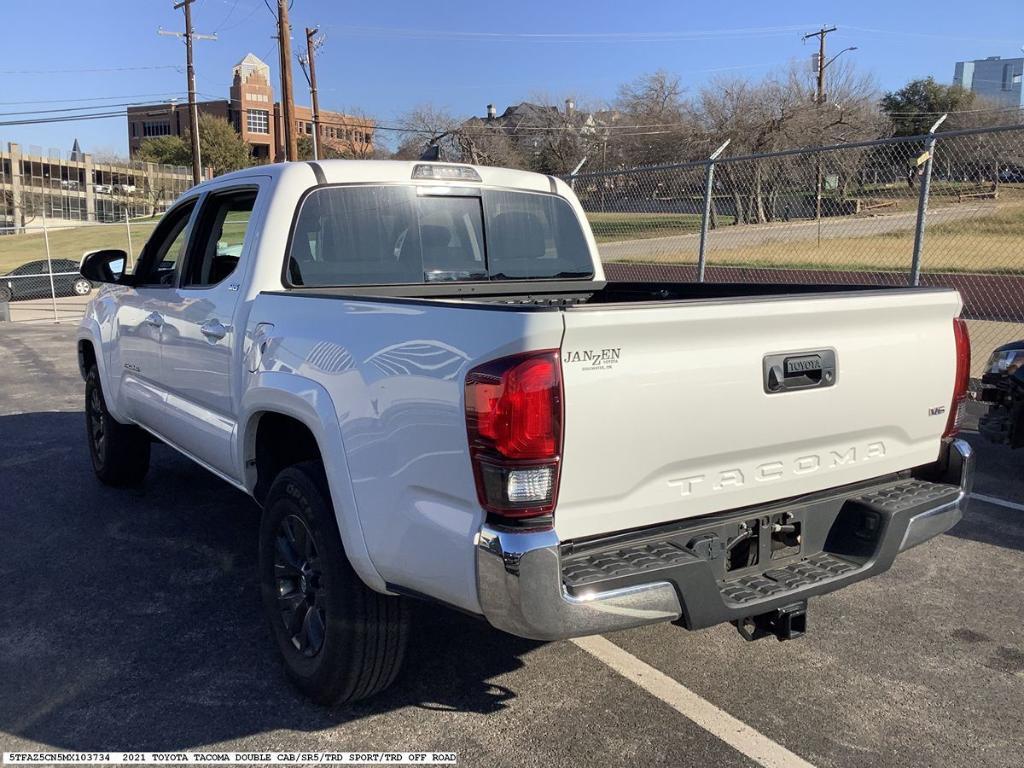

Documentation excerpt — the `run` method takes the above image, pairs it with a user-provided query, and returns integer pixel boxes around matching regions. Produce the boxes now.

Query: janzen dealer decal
[563,348,621,371]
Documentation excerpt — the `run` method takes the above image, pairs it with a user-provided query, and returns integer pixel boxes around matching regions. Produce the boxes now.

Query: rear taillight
[465,350,562,521]
[945,317,971,438]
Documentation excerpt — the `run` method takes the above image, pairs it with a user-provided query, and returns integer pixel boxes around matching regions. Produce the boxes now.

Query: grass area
[609,229,1024,274]
[586,212,735,243]
[0,213,249,274]
[0,220,159,273]
[927,203,1024,237]
[602,200,1024,273]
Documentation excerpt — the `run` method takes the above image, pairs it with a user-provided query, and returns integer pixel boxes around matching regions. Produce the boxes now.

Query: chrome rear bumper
[475,439,973,641]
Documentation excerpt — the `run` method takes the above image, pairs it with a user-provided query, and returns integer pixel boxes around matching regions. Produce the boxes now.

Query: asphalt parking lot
[1,323,1022,768]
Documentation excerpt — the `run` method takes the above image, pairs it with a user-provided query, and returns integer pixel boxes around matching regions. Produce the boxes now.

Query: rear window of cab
[286,185,593,287]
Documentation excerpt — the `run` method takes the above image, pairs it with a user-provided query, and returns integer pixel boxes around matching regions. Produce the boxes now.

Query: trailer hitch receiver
[734,602,807,642]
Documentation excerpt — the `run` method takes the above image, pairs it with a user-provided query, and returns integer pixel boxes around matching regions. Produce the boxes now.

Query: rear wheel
[259,461,409,705]
[85,365,150,486]
[73,278,92,296]
[0,286,12,303]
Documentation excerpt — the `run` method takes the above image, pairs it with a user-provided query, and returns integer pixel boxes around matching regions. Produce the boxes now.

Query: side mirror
[80,249,129,285]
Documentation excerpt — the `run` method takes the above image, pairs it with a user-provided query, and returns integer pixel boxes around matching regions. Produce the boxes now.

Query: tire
[85,365,151,486]
[0,286,12,303]
[73,278,92,296]
[259,461,409,705]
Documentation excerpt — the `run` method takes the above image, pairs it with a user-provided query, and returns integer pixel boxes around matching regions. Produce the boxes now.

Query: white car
[76,159,973,705]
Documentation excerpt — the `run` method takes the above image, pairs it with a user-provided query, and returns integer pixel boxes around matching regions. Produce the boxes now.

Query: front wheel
[259,461,409,705]
[85,366,150,486]
[0,286,12,303]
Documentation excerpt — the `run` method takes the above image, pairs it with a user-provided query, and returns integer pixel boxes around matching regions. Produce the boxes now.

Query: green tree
[189,114,252,176]
[880,77,975,136]
[137,114,252,176]
[136,135,190,167]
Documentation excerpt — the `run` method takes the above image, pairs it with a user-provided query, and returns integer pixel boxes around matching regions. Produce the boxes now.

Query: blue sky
[1,0,1022,156]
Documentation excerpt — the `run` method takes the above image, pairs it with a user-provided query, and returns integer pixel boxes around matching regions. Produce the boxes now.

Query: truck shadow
[0,411,544,752]
[944,434,1024,553]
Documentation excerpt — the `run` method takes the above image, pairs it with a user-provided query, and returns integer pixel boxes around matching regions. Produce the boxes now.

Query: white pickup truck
[77,160,973,705]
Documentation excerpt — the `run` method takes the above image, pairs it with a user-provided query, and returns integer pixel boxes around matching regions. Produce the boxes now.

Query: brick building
[127,53,373,163]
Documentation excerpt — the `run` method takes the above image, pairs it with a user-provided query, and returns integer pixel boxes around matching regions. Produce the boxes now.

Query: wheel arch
[77,337,97,380]
[77,320,132,424]
[239,373,387,593]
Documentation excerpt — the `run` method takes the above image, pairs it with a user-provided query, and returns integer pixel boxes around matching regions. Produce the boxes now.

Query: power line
[214,0,263,32]
[0,64,181,75]
[0,99,189,117]
[0,110,151,128]
[841,25,1024,45]
[0,91,189,106]
[318,23,818,43]
[211,0,240,32]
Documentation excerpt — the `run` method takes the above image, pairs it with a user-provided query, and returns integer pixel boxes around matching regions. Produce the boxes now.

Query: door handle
[144,312,163,328]
[200,319,230,341]
[763,349,837,393]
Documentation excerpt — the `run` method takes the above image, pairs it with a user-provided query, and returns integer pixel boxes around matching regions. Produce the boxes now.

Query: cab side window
[133,200,197,286]
[182,189,257,288]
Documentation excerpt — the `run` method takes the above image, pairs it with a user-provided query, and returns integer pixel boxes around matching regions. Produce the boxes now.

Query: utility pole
[803,25,837,104]
[276,0,298,162]
[803,25,837,237]
[159,0,216,185]
[298,28,325,160]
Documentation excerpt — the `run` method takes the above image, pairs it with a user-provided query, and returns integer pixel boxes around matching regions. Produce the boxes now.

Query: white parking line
[970,492,1024,512]
[573,635,817,768]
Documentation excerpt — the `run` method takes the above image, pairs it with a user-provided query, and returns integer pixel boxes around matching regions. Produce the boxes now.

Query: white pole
[570,156,588,191]
[41,208,59,323]
[124,208,135,271]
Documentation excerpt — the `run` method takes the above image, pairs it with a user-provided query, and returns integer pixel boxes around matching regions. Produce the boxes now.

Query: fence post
[909,114,947,286]
[697,139,730,283]
[569,156,587,192]
[41,208,59,323]
[124,208,134,271]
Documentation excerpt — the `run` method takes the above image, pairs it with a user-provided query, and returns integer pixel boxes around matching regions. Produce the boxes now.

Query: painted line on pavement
[970,492,1024,512]
[572,635,817,768]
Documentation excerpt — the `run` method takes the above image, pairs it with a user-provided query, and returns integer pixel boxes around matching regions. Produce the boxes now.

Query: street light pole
[801,27,856,236]
[803,26,837,104]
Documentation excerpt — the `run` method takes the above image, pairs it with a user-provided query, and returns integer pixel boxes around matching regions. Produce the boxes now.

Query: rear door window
[483,188,591,280]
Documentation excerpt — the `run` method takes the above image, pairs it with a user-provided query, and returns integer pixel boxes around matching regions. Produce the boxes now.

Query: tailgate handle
[764,350,836,393]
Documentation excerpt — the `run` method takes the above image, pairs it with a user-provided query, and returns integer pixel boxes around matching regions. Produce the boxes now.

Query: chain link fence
[0,138,187,322]
[0,218,158,322]
[570,123,1024,377]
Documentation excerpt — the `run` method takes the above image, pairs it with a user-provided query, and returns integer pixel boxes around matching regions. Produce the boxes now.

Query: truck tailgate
[556,288,962,541]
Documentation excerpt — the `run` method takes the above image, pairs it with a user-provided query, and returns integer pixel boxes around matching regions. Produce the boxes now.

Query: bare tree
[696,60,887,223]
[394,104,464,160]
[613,70,700,167]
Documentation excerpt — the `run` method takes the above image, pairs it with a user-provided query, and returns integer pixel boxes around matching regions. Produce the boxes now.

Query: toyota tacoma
[76,160,973,704]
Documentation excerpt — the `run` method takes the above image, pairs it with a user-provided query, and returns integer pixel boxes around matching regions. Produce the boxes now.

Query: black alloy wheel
[87,380,107,464]
[275,514,327,657]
